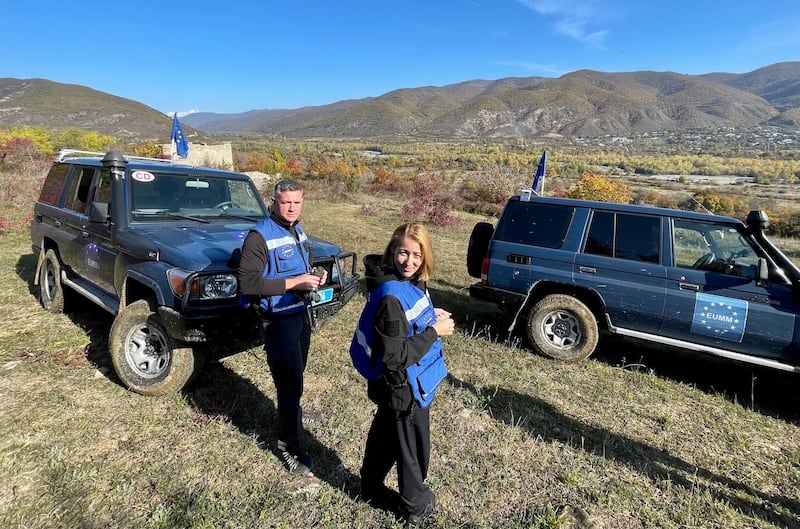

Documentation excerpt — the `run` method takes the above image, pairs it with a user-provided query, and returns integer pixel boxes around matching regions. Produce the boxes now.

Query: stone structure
[160,142,234,170]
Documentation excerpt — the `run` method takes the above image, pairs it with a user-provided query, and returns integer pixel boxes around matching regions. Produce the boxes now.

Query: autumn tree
[567,173,633,204]
[52,128,115,152]
[133,140,164,158]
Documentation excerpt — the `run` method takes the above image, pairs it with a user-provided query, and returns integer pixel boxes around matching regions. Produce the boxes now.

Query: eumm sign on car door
[691,292,748,343]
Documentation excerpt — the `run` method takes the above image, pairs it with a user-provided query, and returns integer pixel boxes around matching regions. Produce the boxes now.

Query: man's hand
[286,270,327,292]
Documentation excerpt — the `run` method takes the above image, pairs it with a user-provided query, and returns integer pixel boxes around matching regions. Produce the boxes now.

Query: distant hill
[1,62,798,141]
[0,78,205,142]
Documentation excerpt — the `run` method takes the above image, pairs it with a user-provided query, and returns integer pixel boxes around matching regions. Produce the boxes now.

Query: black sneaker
[277,443,313,476]
[404,492,435,527]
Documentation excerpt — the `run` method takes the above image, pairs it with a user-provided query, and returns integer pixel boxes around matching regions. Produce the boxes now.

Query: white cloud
[496,60,566,77]
[517,0,611,47]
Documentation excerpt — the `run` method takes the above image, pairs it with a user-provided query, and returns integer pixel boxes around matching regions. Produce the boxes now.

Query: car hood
[122,222,341,271]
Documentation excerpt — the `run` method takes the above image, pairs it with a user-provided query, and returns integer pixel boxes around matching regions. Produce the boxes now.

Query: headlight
[167,269,238,299]
[198,274,238,298]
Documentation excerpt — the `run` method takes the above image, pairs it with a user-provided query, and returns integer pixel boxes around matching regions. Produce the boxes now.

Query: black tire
[525,294,598,362]
[38,249,65,313]
[109,299,196,396]
[467,222,495,278]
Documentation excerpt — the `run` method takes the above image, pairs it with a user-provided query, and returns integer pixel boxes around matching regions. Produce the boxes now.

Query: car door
[573,210,667,333]
[660,218,797,361]
[78,168,118,294]
[59,165,95,274]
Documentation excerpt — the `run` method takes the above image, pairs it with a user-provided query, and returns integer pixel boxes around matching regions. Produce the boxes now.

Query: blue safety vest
[350,280,448,408]
[243,218,311,316]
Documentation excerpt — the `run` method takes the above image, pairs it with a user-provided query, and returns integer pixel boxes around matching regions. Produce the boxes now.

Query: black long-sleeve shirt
[363,254,439,410]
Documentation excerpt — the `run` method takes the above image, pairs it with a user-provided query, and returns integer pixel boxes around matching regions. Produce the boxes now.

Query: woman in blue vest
[352,223,455,526]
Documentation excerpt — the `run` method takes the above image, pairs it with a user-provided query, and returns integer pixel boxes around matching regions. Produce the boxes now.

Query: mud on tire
[109,299,196,396]
[525,294,599,362]
[38,248,66,313]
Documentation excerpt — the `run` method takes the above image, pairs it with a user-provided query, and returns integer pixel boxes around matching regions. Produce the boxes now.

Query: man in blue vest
[238,179,327,477]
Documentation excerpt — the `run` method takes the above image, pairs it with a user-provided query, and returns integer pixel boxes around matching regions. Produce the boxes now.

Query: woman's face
[393,236,423,279]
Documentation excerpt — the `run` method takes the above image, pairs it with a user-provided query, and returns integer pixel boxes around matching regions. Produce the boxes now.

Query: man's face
[272,189,304,224]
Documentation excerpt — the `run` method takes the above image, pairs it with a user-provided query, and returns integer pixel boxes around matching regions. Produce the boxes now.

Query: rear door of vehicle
[573,210,667,333]
[660,217,797,361]
[485,200,577,295]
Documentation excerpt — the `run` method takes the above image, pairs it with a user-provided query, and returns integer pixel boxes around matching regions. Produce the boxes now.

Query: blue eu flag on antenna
[171,113,189,158]
[531,149,547,192]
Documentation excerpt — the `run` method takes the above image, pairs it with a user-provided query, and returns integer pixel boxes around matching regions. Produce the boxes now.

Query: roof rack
[55,149,177,164]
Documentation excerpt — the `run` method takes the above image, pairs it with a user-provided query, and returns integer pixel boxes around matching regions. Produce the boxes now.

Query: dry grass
[1,198,799,529]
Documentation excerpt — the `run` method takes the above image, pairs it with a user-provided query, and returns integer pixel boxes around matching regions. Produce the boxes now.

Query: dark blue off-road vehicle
[467,193,800,373]
[31,150,359,395]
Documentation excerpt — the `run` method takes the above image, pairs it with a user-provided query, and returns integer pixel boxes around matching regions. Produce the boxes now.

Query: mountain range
[2,62,798,142]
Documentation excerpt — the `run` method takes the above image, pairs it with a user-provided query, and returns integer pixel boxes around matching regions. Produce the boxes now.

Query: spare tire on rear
[467,222,495,278]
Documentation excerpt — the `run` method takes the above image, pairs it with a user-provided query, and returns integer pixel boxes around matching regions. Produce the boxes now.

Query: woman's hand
[432,308,454,336]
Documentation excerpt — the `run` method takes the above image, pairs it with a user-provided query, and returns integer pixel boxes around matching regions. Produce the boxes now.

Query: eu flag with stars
[171,113,189,158]
[690,293,748,343]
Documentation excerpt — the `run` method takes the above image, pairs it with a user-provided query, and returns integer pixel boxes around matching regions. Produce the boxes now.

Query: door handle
[679,282,700,291]
[54,220,62,227]
[81,230,89,237]
[579,266,596,274]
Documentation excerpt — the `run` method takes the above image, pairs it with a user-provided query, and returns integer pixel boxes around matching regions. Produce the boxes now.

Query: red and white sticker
[132,171,156,182]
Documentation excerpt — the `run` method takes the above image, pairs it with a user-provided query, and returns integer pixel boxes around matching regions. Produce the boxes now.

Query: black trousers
[361,404,432,516]
[260,311,310,448]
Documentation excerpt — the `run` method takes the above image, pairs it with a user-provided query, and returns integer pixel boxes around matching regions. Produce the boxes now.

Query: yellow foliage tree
[567,173,633,204]
[0,127,54,154]
[52,128,115,152]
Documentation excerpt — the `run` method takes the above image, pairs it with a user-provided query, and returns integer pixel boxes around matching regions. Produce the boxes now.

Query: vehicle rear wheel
[525,294,598,362]
[109,299,196,396]
[38,249,65,313]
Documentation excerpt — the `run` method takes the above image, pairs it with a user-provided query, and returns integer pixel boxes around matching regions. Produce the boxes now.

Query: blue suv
[467,194,800,373]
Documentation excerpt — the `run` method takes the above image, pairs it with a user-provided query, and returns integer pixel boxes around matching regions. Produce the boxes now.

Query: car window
[493,201,574,249]
[585,211,660,263]
[673,219,758,279]
[130,171,266,221]
[38,164,68,205]
[65,166,94,214]
[93,169,113,203]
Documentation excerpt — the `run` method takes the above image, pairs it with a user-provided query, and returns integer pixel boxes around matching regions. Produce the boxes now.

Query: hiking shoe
[404,492,435,527]
[277,443,313,476]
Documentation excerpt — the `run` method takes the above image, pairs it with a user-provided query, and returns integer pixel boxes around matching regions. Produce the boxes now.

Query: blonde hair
[382,223,434,281]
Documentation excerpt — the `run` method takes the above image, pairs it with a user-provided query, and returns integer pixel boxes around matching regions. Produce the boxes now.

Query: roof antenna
[687,192,714,215]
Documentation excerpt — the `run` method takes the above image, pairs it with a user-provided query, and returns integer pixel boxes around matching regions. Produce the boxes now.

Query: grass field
[1,196,799,529]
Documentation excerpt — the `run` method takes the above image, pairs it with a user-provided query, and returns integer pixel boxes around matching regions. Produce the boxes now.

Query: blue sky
[3,0,798,116]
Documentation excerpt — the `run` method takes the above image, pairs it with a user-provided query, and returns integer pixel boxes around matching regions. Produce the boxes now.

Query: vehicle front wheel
[38,249,65,313]
[109,299,196,396]
[525,294,598,362]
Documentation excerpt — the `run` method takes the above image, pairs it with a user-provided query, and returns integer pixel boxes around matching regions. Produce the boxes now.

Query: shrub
[567,173,633,204]
[401,172,461,228]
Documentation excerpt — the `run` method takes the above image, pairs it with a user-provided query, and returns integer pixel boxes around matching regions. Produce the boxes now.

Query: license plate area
[311,287,333,306]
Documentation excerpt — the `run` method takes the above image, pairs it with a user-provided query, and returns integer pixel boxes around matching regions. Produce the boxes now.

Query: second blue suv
[467,194,800,374]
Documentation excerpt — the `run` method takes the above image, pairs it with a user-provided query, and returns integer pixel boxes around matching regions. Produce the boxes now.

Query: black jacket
[362,254,439,410]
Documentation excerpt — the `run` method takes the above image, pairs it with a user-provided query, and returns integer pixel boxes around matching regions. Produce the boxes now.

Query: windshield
[129,170,267,222]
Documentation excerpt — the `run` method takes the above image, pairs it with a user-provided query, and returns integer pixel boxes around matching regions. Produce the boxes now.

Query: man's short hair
[273,179,304,196]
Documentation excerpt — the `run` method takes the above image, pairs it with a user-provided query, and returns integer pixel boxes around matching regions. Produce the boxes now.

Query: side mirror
[88,202,109,223]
